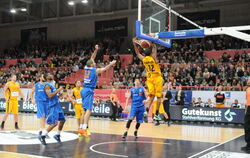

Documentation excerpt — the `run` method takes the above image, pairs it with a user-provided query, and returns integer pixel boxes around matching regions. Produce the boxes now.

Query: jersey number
[147,65,155,72]
[84,70,90,78]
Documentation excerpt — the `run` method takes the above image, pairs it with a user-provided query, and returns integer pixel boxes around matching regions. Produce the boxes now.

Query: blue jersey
[130,86,146,108]
[34,82,47,102]
[45,82,59,107]
[83,66,98,89]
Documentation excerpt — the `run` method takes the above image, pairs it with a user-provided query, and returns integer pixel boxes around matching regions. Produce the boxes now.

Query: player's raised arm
[45,85,63,98]
[150,43,158,61]
[91,44,100,61]
[96,60,117,74]
[132,37,144,60]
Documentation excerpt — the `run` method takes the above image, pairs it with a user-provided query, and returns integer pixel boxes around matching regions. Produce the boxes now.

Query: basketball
[139,40,151,49]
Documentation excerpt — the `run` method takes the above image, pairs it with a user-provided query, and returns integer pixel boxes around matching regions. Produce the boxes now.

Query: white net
[141,0,169,35]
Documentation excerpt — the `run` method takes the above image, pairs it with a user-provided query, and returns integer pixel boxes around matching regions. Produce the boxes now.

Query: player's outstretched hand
[132,37,138,43]
[58,86,64,92]
[110,60,117,66]
[31,99,36,105]
[23,98,27,103]
[95,44,100,50]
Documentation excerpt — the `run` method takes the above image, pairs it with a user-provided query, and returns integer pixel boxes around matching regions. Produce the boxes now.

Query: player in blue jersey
[78,45,117,136]
[38,74,65,145]
[122,79,148,140]
[30,74,48,135]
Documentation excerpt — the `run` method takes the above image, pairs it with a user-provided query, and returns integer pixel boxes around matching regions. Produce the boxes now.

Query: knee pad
[126,119,133,128]
[135,123,141,129]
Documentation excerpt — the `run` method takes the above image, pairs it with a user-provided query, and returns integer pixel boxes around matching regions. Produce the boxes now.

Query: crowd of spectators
[172,35,250,51]
[111,49,250,90]
[0,35,249,90]
[190,97,243,108]
[0,38,124,60]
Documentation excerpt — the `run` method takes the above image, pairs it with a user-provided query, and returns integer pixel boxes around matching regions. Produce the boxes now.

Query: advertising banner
[158,29,205,39]
[95,18,128,38]
[170,106,245,124]
[0,100,113,117]
[177,10,220,30]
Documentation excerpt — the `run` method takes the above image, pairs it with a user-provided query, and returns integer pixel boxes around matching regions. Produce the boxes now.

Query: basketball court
[0,113,245,158]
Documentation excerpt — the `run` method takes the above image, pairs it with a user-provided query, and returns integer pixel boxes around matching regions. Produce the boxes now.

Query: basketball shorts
[5,100,18,114]
[129,106,145,123]
[74,103,84,119]
[152,102,165,114]
[36,101,49,118]
[81,88,94,111]
[47,103,66,125]
[146,76,163,98]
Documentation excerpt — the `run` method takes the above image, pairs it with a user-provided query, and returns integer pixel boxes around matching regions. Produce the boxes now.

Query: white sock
[42,130,48,136]
[57,130,61,135]
[80,124,83,129]
[82,124,87,130]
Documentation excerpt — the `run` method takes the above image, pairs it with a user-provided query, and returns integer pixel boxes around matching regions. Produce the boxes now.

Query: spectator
[204,98,215,108]
[214,86,225,108]
[196,97,204,107]
[175,86,185,106]
[190,97,197,107]
[231,99,242,108]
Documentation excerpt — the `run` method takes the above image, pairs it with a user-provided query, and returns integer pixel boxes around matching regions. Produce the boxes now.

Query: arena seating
[0,37,249,90]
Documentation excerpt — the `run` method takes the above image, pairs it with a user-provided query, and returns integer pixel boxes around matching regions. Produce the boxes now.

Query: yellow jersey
[142,56,162,78]
[5,81,20,101]
[72,87,83,104]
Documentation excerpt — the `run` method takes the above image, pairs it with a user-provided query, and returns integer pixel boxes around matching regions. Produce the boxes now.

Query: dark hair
[143,48,152,56]
[44,73,53,81]
[37,73,44,78]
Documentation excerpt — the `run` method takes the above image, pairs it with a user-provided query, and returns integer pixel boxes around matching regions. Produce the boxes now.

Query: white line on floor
[188,134,244,158]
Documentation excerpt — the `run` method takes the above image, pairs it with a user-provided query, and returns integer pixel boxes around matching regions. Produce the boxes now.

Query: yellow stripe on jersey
[142,56,162,78]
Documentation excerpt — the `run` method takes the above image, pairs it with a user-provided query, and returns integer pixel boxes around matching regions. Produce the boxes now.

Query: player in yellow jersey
[132,37,163,126]
[1,74,25,130]
[70,80,84,128]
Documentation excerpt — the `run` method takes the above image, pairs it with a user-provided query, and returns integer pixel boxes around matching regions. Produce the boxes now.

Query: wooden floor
[0,113,244,143]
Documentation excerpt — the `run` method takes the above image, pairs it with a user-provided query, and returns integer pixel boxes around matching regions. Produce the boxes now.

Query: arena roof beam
[17,0,32,3]
[18,0,56,3]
